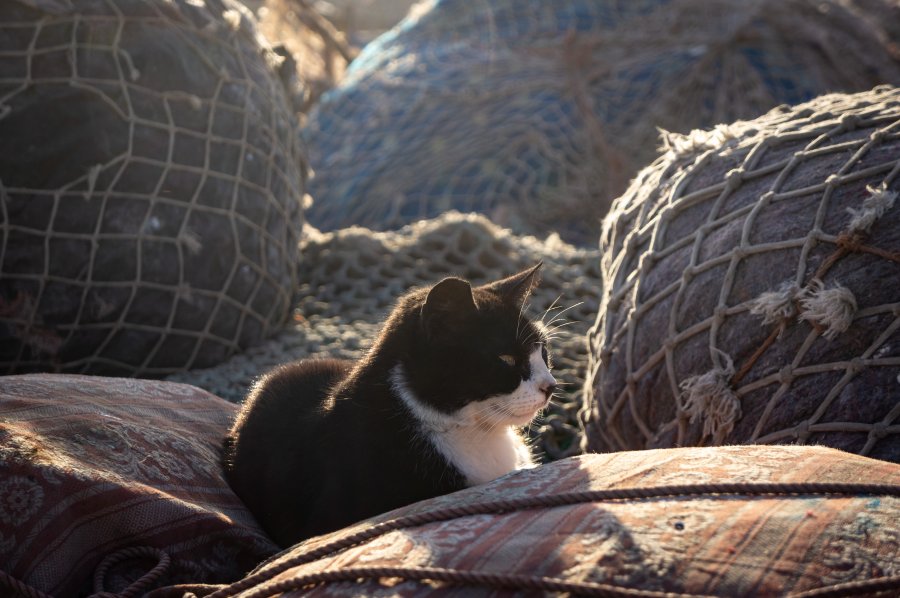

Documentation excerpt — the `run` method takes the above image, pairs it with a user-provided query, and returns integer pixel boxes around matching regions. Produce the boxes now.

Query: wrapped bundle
[0,0,306,376]
[583,86,900,462]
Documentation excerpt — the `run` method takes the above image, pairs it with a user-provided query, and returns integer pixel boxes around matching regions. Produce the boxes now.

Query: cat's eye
[498,354,516,367]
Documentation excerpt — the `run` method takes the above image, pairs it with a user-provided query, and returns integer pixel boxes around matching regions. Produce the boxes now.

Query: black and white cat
[223,264,556,547]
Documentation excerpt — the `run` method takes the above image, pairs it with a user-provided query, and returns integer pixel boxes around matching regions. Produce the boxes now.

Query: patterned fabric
[0,374,278,596]
[193,445,900,597]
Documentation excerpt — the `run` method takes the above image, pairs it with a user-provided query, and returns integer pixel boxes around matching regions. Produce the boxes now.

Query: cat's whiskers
[543,301,583,328]
[545,320,578,334]
[515,298,526,343]
[540,295,564,326]
[465,400,512,431]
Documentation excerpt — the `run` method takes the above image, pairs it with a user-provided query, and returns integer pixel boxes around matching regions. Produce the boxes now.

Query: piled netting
[583,86,900,463]
[168,212,601,460]
[303,0,900,246]
[0,0,305,376]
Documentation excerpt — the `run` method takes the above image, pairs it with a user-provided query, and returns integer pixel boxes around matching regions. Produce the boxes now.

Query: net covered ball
[0,0,306,376]
[303,0,900,245]
[583,86,900,463]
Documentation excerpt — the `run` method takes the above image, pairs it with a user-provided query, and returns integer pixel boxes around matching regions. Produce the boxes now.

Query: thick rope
[237,565,705,598]
[219,565,900,598]
[0,570,54,598]
[0,546,171,598]
[92,546,171,598]
[207,481,900,598]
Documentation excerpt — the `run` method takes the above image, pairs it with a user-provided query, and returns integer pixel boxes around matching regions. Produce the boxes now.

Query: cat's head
[393,264,556,429]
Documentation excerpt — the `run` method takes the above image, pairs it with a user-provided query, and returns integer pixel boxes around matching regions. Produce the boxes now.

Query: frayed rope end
[748,280,799,325]
[846,183,897,234]
[679,352,741,445]
[799,279,857,340]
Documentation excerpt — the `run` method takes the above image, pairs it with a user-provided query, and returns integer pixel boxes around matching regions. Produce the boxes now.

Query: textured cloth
[0,374,278,596]
[161,445,900,597]
[583,86,900,462]
[303,0,900,245]
[0,0,306,377]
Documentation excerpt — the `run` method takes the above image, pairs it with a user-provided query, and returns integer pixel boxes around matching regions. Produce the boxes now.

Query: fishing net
[168,211,601,461]
[0,0,306,376]
[303,0,900,246]
[583,86,900,463]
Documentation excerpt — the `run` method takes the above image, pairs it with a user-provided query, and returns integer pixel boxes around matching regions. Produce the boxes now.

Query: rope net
[168,212,601,461]
[303,0,900,245]
[583,86,900,463]
[0,0,306,376]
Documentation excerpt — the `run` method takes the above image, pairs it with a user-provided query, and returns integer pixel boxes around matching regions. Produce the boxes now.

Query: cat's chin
[503,410,542,427]
[487,399,547,428]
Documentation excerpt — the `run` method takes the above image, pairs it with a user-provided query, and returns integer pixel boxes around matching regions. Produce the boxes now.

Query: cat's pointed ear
[422,277,477,340]
[483,263,542,306]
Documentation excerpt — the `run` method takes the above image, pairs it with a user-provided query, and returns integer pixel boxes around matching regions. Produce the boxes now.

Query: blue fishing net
[303,0,899,245]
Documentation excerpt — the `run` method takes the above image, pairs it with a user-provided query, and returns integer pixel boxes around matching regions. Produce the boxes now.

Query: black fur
[223,264,549,547]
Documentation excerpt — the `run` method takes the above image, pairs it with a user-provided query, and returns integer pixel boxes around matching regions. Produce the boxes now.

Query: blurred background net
[302,0,900,246]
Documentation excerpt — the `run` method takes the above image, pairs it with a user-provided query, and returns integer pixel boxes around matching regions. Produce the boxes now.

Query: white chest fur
[389,363,540,486]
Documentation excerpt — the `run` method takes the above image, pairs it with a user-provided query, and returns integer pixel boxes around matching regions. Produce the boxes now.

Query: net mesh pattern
[303,0,900,245]
[168,212,601,461]
[0,0,306,376]
[583,86,900,463]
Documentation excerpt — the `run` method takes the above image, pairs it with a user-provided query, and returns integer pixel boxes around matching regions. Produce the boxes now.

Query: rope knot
[725,168,744,191]
[848,358,865,374]
[840,113,860,130]
[794,420,811,441]
[869,130,887,143]
[778,365,794,385]
[870,422,889,440]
